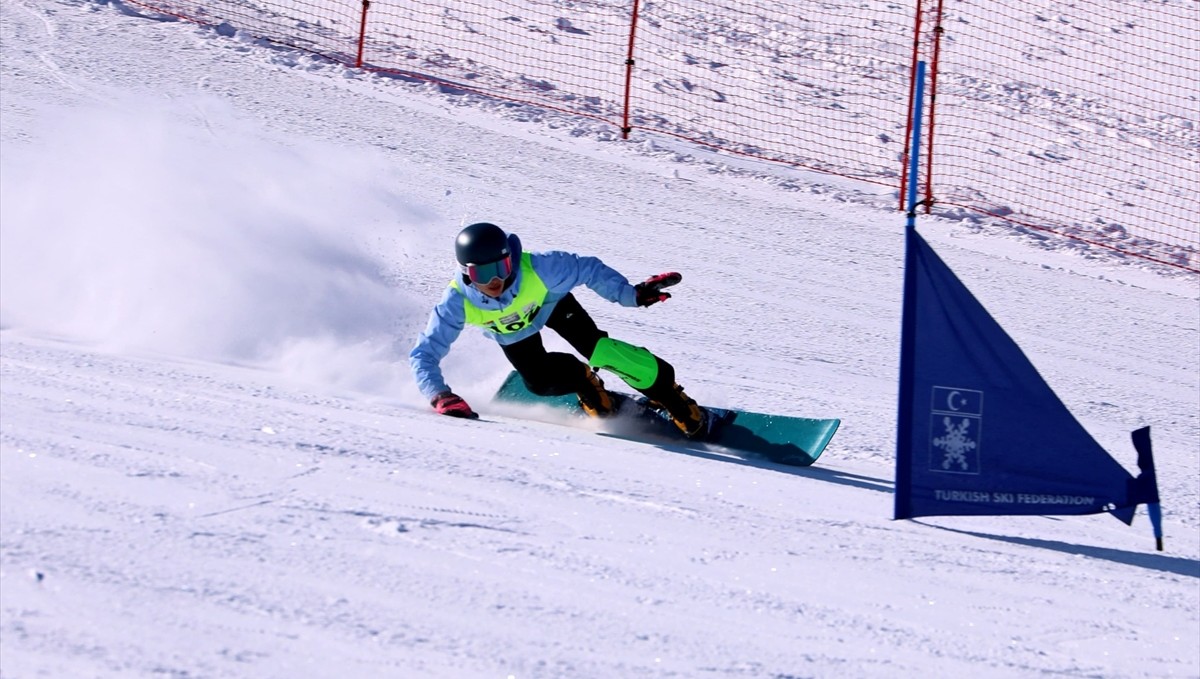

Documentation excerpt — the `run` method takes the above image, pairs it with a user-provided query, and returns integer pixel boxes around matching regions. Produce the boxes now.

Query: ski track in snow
[1,0,1198,677]
[3,336,1197,678]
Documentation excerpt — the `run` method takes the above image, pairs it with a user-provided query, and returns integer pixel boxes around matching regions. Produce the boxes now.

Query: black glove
[431,392,478,419]
[634,272,682,307]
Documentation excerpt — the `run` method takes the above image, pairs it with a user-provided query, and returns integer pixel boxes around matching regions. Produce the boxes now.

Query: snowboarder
[410,221,713,438]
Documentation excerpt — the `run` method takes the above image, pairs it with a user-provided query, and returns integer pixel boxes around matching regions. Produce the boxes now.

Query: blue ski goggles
[463,255,513,285]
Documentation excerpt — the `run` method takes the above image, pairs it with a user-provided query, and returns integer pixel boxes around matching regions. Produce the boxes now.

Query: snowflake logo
[933,416,976,471]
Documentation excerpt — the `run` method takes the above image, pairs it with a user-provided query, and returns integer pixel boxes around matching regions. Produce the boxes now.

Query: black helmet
[455,222,509,266]
[455,222,516,288]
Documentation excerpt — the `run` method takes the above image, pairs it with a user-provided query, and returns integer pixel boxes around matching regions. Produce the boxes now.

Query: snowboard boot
[577,366,617,418]
[647,383,710,440]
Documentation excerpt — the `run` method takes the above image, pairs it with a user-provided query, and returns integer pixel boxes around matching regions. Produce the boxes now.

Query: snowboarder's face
[463,254,512,298]
[475,278,506,297]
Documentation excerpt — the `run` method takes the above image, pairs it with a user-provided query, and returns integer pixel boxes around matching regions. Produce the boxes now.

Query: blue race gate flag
[894,228,1162,546]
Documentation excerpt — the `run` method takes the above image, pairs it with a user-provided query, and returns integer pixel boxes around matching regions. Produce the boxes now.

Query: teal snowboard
[493,371,839,467]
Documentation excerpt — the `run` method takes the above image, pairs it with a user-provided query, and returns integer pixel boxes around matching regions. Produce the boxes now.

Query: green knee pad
[588,337,660,390]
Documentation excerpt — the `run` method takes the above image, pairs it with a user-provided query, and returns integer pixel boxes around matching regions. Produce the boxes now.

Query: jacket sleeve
[534,251,639,307]
[409,284,467,401]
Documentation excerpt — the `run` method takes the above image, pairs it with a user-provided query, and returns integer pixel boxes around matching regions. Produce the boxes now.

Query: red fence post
[899,0,925,211]
[620,0,642,140]
[355,0,370,69]
[922,0,947,214]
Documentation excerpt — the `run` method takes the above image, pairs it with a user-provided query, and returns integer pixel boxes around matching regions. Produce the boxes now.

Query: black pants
[501,293,676,398]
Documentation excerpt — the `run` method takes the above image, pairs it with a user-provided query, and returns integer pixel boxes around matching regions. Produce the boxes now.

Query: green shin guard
[588,337,660,390]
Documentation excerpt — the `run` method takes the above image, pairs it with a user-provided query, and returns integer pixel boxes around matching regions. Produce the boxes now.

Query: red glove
[634,272,682,307]
[432,392,478,419]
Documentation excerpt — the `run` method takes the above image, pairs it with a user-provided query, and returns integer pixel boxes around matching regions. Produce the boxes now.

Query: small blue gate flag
[894,229,1161,537]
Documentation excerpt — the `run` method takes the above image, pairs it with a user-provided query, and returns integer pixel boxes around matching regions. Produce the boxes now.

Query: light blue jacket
[410,235,640,401]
